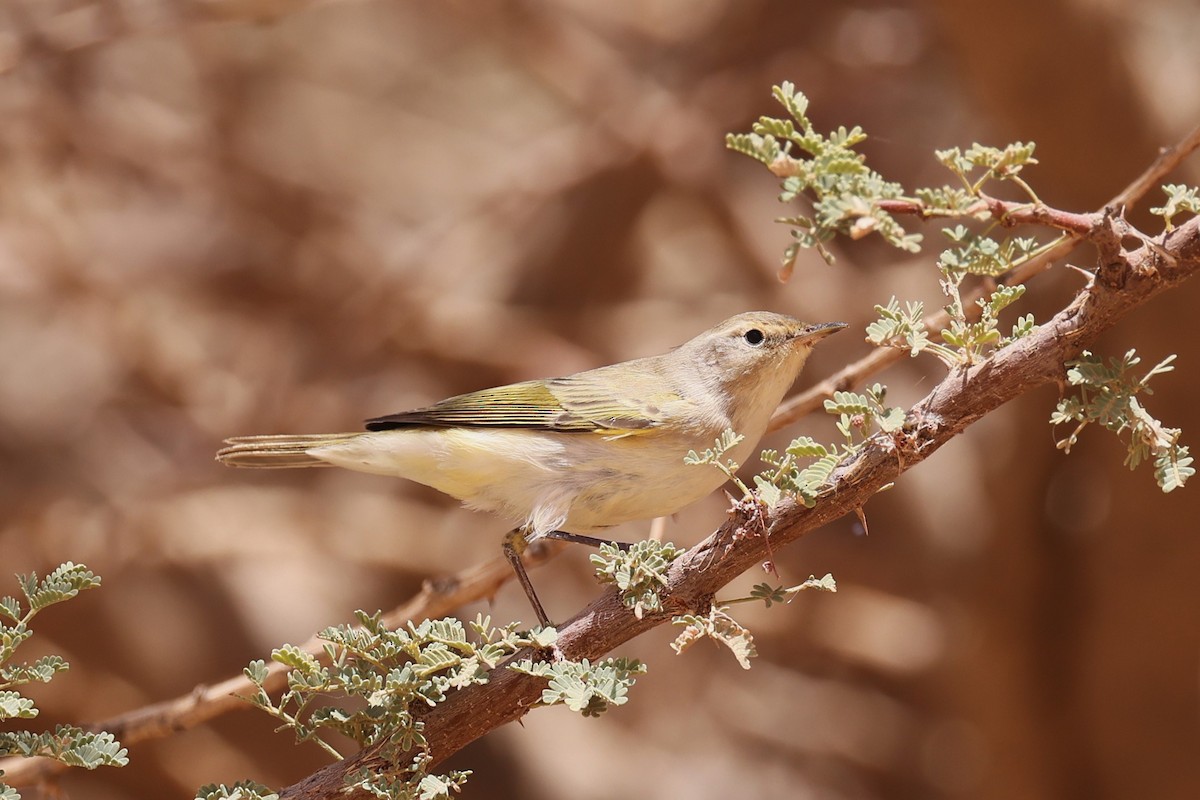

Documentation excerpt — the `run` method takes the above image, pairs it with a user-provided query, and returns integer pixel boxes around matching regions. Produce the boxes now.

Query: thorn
[854,506,869,536]
[1145,237,1179,268]
[1064,263,1095,288]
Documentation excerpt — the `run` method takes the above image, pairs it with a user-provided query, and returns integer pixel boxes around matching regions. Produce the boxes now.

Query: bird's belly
[308,427,732,535]
[560,464,726,532]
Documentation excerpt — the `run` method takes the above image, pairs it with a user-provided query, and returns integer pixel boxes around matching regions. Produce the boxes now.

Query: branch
[0,544,567,788]
[771,123,1200,430]
[1110,121,1200,210]
[280,212,1200,798]
[875,196,1096,234]
[768,229,1081,430]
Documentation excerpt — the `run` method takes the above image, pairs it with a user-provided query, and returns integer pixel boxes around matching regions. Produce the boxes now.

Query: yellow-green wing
[364,371,676,434]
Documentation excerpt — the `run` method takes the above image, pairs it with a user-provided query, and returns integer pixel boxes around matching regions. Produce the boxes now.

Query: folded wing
[365,374,673,435]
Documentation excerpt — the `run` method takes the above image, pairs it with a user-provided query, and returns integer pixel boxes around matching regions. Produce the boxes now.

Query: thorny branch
[277,210,1200,798]
[770,126,1200,428]
[4,123,1200,797]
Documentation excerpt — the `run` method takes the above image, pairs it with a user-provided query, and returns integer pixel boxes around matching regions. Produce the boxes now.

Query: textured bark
[280,212,1200,799]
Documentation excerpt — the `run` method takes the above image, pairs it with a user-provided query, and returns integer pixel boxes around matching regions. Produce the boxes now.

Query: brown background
[2,1,1199,798]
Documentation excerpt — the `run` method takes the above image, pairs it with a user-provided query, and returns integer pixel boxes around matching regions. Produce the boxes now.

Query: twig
[1109,122,1200,210]
[875,197,1096,234]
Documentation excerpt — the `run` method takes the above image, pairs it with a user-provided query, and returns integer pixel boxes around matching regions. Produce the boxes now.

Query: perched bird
[217,311,845,625]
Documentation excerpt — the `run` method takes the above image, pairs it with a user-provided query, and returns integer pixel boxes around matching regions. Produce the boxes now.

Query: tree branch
[0,546,566,788]
[768,228,1081,430]
[772,123,1200,430]
[1110,122,1200,210]
[280,211,1200,798]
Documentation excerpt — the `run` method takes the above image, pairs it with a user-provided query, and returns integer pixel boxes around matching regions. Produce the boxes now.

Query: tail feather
[216,433,362,469]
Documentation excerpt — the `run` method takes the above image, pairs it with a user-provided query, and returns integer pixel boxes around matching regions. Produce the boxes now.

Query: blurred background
[2,0,1199,798]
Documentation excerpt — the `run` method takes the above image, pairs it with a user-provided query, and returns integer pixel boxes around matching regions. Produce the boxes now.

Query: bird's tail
[216,433,362,468]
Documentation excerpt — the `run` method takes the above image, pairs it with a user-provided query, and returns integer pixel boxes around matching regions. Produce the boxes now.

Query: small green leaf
[749,583,789,608]
[796,454,840,491]
[0,691,37,720]
[824,391,871,417]
[799,573,838,593]
[0,597,20,623]
[785,437,829,458]
[729,85,920,265]
[528,627,557,649]
[244,660,269,686]
[753,477,783,511]
[984,283,1026,314]
[867,297,931,357]
[1151,183,1200,230]
[1155,445,1194,492]
[271,644,320,673]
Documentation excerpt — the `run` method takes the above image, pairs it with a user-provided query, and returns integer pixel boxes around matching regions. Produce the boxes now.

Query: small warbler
[217,311,844,625]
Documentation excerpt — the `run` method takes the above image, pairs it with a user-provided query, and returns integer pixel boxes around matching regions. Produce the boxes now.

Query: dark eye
[743,328,765,346]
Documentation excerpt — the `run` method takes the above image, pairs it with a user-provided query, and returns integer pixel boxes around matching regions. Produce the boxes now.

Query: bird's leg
[543,530,634,551]
[502,527,553,629]
[502,529,635,629]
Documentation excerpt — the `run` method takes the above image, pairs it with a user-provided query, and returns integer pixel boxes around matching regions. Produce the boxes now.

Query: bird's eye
[743,328,765,346]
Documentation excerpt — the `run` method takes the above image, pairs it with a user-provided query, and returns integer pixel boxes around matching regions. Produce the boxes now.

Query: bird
[217,311,845,626]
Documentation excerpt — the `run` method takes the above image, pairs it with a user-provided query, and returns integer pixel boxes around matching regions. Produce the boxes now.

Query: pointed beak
[793,321,848,343]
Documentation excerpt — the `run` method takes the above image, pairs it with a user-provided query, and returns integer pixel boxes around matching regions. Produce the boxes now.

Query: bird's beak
[794,321,848,343]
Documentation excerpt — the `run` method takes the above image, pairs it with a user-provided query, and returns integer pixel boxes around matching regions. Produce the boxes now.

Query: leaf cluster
[590,540,684,619]
[900,146,1048,366]
[868,228,1040,367]
[508,658,646,717]
[0,564,127,800]
[754,385,904,510]
[732,88,1047,368]
[685,429,754,498]
[938,226,1039,279]
[671,605,757,669]
[933,142,1039,198]
[1051,350,1193,492]
[670,575,838,670]
[241,612,555,799]
[744,575,838,608]
[726,81,920,268]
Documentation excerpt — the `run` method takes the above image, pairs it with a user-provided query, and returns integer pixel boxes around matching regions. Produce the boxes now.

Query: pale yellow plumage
[217,312,844,623]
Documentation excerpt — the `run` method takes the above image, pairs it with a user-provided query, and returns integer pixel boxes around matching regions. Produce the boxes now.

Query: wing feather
[364,370,678,434]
